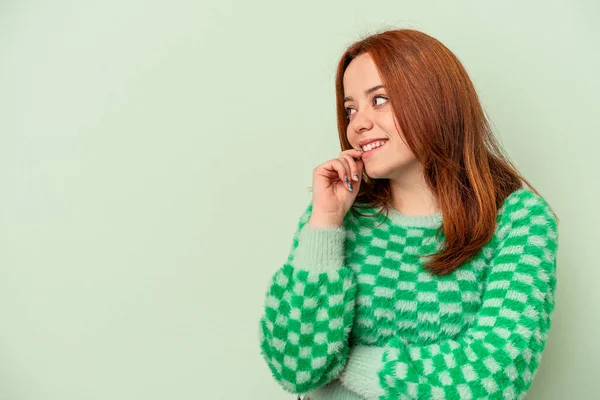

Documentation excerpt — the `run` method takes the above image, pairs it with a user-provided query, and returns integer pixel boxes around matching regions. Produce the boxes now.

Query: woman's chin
[364,167,390,180]
[365,159,420,181]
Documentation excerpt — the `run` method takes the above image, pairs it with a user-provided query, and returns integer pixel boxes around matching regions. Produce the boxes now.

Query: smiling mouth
[360,140,389,154]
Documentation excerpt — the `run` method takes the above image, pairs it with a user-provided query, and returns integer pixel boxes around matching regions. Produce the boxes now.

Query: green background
[0,0,597,399]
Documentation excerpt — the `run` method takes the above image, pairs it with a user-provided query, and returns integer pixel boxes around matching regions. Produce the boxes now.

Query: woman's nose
[352,111,374,133]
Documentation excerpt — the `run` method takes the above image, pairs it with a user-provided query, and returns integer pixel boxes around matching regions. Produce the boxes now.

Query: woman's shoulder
[498,186,555,218]
[495,186,558,240]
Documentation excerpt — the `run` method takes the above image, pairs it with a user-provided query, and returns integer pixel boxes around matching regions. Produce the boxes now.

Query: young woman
[258,28,559,400]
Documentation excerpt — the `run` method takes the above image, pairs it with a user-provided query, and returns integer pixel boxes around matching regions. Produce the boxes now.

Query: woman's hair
[334,28,558,276]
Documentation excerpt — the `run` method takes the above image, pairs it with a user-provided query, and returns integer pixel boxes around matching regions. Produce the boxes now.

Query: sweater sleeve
[258,201,358,395]
[341,192,559,400]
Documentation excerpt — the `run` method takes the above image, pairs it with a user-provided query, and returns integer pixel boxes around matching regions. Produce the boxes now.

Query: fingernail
[353,173,359,181]
[348,183,353,191]
[344,176,349,183]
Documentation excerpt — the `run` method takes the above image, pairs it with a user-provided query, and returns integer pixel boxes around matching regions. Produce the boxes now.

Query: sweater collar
[378,206,443,228]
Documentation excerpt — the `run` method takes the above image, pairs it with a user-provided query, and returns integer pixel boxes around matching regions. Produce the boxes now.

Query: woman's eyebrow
[344,85,385,103]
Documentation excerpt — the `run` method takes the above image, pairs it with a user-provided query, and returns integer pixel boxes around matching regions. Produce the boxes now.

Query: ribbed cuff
[341,345,386,399]
[292,225,346,272]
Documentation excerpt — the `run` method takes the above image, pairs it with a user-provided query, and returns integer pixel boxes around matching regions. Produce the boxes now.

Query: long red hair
[334,28,558,275]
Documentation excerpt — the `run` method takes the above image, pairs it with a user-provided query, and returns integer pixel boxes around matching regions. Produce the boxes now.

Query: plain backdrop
[0,0,598,399]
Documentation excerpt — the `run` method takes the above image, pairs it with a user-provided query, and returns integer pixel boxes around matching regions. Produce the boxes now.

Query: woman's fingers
[336,156,352,188]
[339,149,363,183]
[339,154,360,182]
[316,148,364,193]
[344,148,363,160]
[320,158,348,185]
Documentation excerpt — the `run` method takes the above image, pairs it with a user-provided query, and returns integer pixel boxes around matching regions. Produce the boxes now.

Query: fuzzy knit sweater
[258,187,559,400]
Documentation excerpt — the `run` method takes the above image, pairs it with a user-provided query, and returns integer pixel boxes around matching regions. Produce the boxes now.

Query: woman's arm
[258,202,358,394]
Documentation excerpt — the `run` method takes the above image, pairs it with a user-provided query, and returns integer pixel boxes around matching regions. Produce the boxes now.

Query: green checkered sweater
[258,187,559,400]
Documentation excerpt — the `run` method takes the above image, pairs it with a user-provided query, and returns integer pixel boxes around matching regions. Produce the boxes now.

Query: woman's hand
[309,148,364,227]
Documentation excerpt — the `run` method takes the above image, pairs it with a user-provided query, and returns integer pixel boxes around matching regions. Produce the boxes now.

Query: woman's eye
[345,95,388,119]
[374,95,388,106]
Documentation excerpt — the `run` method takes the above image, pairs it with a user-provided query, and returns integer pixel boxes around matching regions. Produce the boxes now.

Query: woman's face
[343,53,419,180]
